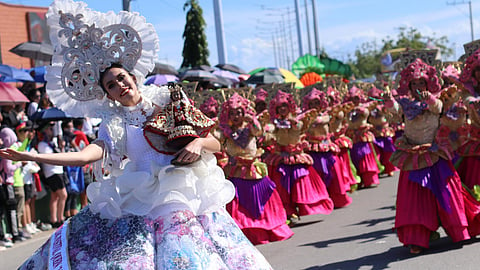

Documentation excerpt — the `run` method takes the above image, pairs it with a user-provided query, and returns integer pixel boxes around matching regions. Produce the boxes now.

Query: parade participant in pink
[303,89,352,208]
[345,86,381,188]
[367,86,398,176]
[388,88,405,144]
[436,87,468,166]
[255,88,275,161]
[199,96,228,167]
[254,88,269,115]
[218,93,293,245]
[441,65,460,89]
[199,96,219,120]
[264,90,333,223]
[388,58,480,255]
[453,49,480,191]
[328,87,360,190]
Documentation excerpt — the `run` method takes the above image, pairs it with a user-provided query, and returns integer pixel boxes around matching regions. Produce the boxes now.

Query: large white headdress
[46,0,159,117]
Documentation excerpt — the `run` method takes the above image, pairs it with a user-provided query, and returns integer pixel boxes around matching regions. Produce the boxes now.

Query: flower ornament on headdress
[398,58,441,96]
[219,93,255,128]
[255,88,268,103]
[199,96,219,118]
[46,0,159,117]
[269,90,297,119]
[441,65,460,81]
[367,86,383,100]
[344,85,366,103]
[302,88,327,110]
[460,48,480,88]
[326,86,341,106]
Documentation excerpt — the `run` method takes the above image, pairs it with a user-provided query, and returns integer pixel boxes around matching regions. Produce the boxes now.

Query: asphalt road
[3,171,480,269]
[256,171,480,270]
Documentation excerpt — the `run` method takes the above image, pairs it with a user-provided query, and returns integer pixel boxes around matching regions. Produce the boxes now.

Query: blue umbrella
[28,66,47,83]
[30,107,72,122]
[0,64,34,82]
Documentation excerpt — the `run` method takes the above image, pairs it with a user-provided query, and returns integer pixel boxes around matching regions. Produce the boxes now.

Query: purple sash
[408,158,454,213]
[229,176,276,219]
[350,142,371,167]
[277,164,309,194]
[310,152,336,187]
[374,137,396,153]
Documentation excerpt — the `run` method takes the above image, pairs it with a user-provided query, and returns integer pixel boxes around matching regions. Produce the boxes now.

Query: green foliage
[348,27,454,79]
[181,0,210,68]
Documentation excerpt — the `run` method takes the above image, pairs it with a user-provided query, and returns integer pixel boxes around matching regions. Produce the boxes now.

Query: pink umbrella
[144,74,179,86]
[0,82,29,105]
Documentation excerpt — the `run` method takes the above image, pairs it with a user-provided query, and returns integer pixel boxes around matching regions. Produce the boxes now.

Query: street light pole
[294,0,304,57]
[311,0,321,56]
[122,0,130,12]
[469,0,474,41]
[213,0,228,64]
[304,0,312,55]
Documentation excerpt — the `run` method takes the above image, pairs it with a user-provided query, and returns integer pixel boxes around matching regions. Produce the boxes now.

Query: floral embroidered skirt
[19,206,273,270]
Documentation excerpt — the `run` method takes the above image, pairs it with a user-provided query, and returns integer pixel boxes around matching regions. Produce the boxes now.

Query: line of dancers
[192,47,480,255]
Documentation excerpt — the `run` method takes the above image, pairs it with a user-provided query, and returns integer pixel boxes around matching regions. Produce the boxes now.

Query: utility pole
[122,0,131,11]
[213,0,228,64]
[272,34,278,67]
[311,0,321,56]
[304,0,312,54]
[287,7,295,67]
[294,0,304,57]
[447,0,474,41]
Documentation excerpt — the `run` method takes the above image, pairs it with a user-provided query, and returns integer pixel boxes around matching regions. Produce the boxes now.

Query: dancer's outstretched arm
[0,141,104,167]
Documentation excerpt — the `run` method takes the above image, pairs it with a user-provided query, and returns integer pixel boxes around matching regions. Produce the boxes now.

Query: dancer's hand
[174,138,203,164]
[0,148,36,162]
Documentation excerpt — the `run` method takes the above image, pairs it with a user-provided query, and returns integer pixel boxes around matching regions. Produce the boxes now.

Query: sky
[4,0,480,75]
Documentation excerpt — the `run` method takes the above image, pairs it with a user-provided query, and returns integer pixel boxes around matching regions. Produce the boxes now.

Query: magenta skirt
[395,159,477,248]
[310,152,352,208]
[350,142,380,187]
[269,164,334,217]
[457,156,480,190]
[226,177,294,245]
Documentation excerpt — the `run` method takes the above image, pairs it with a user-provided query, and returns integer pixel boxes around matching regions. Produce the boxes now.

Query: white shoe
[0,239,13,248]
[30,223,41,233]
[25,224,36,235]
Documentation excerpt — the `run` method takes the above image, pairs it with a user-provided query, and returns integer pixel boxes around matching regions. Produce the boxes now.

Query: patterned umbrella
[144,74,179,86]
[213,69,239,83]
[246,67,304,88]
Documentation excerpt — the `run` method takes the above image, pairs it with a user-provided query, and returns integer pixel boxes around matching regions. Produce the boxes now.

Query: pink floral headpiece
[367,86,383,99]
[441,65,459,80]
[219,93,255,127]
[199,97,219,117]
[344,85,366,103]
[326,86,341,106]
[460,48,480,87]
[269,90,297,119]
[255,88,268,103]
[398,58,441,96]
[302,88,328,110]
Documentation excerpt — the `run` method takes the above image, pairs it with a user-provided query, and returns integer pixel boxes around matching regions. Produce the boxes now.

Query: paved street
[257,172,480,270]
[3,171,480,269]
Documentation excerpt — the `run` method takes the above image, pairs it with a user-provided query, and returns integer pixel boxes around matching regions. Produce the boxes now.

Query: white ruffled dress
[19,94,273,270]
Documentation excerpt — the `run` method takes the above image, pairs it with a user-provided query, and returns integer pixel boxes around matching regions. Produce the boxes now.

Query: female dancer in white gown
[0,1,273,269]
